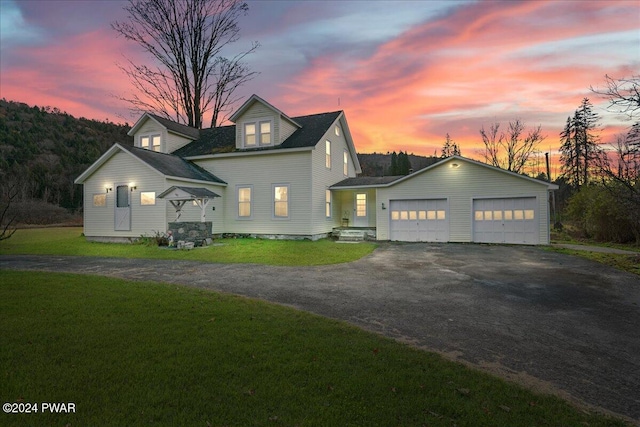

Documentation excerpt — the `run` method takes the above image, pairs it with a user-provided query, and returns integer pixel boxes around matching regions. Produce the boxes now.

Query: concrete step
[339,229,366,242]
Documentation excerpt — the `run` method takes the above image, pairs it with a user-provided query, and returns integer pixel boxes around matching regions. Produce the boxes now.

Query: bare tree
[591,74,640,120]
[479,119,545,174]
[0,185,18,243]
[112,0,259,128]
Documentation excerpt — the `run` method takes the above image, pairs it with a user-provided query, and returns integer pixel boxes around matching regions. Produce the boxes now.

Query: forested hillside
[0,99,130,211]
[0,99,442,224]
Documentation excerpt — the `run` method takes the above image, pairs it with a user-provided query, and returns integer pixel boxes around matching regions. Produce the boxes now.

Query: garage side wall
[376,161,551,244]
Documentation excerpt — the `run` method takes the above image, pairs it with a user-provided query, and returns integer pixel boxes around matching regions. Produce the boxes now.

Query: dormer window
[243,119,272,147]
[140,134,161,151]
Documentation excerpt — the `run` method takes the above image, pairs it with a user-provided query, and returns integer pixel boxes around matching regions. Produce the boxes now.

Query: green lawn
[0,271,627,426]
[0,227,376,266]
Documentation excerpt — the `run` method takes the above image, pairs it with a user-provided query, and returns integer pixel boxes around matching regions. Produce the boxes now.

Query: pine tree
[441,133,461,157]
[389,151,398,175]
[560,98,600,188]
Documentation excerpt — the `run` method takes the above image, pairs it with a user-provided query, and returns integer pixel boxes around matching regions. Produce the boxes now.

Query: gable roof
[229,94,301,128]
[331,156,558,190]
[127,113,201,140]
[74,143,226,185]
[172,111,343,157]
[158,186,221,200]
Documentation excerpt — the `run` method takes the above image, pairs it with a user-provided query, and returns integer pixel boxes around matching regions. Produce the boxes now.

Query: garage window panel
[418,210,427,220]
[391,211,400,220]
[437,210,446,220]
[409,211,417,220]
[400,211,408,220]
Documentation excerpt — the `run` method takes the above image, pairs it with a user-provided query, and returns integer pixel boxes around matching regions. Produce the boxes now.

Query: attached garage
[473,197,538,244]
[331,156,558,245]
[390,199,448,242]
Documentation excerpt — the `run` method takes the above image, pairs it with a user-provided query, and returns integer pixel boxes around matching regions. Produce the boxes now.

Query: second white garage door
[473,197,538,244]
[390,199,449,242]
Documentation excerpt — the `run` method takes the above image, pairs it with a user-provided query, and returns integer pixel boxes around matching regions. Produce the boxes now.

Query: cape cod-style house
[75,95,557,245]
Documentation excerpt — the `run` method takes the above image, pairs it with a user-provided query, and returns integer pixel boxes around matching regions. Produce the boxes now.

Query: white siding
[280,117,298,143]
[234,102,280,149]
[310,117,361,235]
[376,161,551,244]
[195,151,313,236]
[166,133,193,153]
[82,151,167,237]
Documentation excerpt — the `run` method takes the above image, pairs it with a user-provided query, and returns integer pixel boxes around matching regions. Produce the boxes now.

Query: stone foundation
[168,221,212,247]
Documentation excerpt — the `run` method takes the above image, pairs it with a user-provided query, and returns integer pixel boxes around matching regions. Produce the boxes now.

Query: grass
[0,227,376,266]
[546,247,640,276]
[549,229,640,276]
[0,271,628,426]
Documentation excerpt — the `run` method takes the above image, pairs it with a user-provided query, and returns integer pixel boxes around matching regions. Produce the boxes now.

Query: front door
[353,193,368,227]
[115,184,131,231]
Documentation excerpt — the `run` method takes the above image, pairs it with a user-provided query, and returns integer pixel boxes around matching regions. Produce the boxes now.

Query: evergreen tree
[441,133,461,157]
[389,151,398,175]
[398,151,412,175]
[560,98,601,188]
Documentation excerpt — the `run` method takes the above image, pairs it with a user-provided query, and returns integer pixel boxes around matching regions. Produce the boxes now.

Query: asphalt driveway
[1,243,639,422]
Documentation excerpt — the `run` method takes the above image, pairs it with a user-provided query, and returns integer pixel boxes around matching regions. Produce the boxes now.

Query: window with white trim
[140,192,156,206]
[343,150,348,176]
[273,184,289,219]
[325,140,331,169]
[140,134,161,151]
[237,186,252,219]
[243,119,272,147]
[335,125,341,136]
[325,189,331,218]
[93,194,106,207]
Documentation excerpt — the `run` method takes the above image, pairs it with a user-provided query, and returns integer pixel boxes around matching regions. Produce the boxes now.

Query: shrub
[566,184,636,243]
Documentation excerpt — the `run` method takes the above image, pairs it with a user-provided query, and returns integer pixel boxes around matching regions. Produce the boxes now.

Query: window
[335,125,340,136]
[343,150,348,176]
[325,140,331,169]
[356,193,367,218]
[260,121,271,144]
[273,185,289,218]
[243,120,272,147]
[237,186,252,218]
[244,123,256,146]
[93,194,106,207]
[140,192,156,206]
[116,185,129,208]
[325,190,331,218]
[140,134,161,151]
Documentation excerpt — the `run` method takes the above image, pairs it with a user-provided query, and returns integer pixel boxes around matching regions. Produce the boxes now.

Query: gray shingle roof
[172,111,342,157]
[147,113,201,140]
[331,176,404,188]
[121,145,226,184]
[158,186,221,199]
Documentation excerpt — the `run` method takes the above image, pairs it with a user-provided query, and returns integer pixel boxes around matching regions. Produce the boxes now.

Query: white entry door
[390,199,448,242]
[353,193,368,226]
[473,197,538,244]
[115,185,131,231]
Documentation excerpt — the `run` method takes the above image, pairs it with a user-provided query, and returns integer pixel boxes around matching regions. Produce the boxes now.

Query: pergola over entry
[158,186,220,222]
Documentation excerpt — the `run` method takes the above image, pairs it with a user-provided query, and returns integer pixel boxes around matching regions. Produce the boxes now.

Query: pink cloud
[276,0,638,160]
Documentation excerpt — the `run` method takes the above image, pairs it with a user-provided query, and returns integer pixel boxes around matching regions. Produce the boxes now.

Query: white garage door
[390,199,449,242]
[473,198,538,244]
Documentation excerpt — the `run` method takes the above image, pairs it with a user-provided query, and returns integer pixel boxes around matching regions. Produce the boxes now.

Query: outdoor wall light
[105,187,112,193]
[450,163,460,169]
[381,202,386,210]
[129,183,137,191]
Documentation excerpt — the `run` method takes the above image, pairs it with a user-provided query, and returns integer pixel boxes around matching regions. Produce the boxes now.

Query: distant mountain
[0,99,442,216]
[0,99,131,211]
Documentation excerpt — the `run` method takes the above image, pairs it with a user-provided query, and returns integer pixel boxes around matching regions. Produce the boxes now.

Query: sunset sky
[1,0,638,173]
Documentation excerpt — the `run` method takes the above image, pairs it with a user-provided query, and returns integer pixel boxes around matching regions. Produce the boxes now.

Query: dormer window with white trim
[243,119,272,148]
[140,134,161,152]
